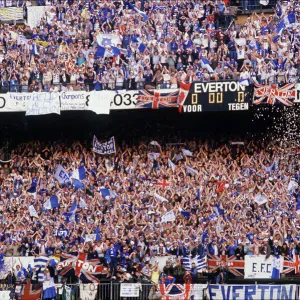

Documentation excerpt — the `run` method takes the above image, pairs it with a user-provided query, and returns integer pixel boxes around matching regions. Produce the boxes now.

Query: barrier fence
[3,282,300,300]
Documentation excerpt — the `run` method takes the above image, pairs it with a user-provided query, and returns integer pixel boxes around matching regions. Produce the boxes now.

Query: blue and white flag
[93,136,116,155]
[180,210,191,218]
[138,42,146,53]
[43,196,59,210]
[34,256,49,282]
[161,210,176,222]
[128,2,149,21]
[182,255,207,271]
[154,193,168,202]
[271,255,281,279]
[168,158,176,172]
[64,199,77,221]
[72,166,86,180]
[148,152,160,161]
[100,188,117,200]
[28,205,39,218]
[96,33,121,47]
[95,46,106,58]
[55,165,71,185]
[95,227,101,242]
[182,149,193,157]
[175,154,183,161]
[186,165,199,175]
[200,57,214,74]
[238,78,250,86]
[197,188,201,200]
[79,198,87,209]
[73,179,85,190]
[276,13,296,34]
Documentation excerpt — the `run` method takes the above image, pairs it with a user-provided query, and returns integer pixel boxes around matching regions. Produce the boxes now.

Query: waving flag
[43,196,59,210]
[64,199,77,221]
[182,149,193,157]
[197,188,201,200]
[156,179,169,189]
[271,255,281,279]
[28,205,39,218]
[276,13,296,34]
[208,254,244,277]
[96,33,121,47]
[168,158,176,172]
[55,165,71,185]
[154,193,169,203]
[137,89,179,109]
[182,255,207,271]
[253,82,295,106]
[282,256,300,275]
[186,165,198,175]
[178,82,192,112]
[100,188,116,200]
[238,78,250,86]
[79,198,87,209]
[128,2,149,21]
[72,166,86,180]
[200,57,214,73]
[148,152,160,161]
[73,179,85,190]
[34,256,49,282]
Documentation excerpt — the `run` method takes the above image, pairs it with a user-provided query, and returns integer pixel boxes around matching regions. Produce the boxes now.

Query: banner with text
[93,136,116,155]
[208,284,296,300]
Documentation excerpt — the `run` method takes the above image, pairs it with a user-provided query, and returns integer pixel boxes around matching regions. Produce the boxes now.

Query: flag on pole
[128,2,149,21]
[200,57,214,73]
[168,159,176,172]
[72,166,86,180]
[182,149,193,157]
[186,165,199,175]
[43,196,59,210]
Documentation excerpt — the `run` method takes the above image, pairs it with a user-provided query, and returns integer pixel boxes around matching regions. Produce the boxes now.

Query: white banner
[79,284,98,300]
[161,210,176,222]
[120,283,140,297]
[27,6,51,28]
[0,7,23,21]
[96,33,121,47]
[0,291,10,300]
[55,165,71,185]
[0,89,176,114]
[93,136,116,155]
[26,92,60,116]
[244,255,283,279]
[208,284,296,300]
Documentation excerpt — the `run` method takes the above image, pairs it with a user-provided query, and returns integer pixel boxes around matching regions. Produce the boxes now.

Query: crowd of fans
[0,0,299,92]
[0,137,299,286]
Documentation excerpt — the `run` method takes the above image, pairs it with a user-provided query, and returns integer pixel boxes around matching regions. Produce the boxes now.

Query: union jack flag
[207,254,244,277]
[57,252,108,283]
[253,82,295,106]
[136,90,179,109]
[282,256,300,275]
[159,284,193,300]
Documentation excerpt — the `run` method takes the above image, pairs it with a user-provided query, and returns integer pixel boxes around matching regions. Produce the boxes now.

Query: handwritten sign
[26,92,60,116]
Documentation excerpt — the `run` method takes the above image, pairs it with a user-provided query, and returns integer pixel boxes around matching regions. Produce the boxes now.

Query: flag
[180,210,191,218]
[276,5,282,17]
[96,33,121,47]
[156,179,169,189]
[182,149,193,157]
[254,193,268,206]
[95,227,101,242]
[55,165,71,185]
[79,198,87,209]
[186,165,198,175]
[43,196,59,210]
[138,42,146,53]
[288,179,298,193]
[100,188,116,200]
[276,13,296,34]
[196,255,207,271]
[214,204,224,216]
[238,78,250,86]
[161,210,176,222]
[159,284,193,299]
[178,82,192,112]
[200,57,214,73]
[260,0,269,5]
[276,19,285,34]
[182,255,207,271]
[111,46,121,56]
[95,46,106,58]
[197,188,201,200]
[93,136,116,155]
[150,141,160,147]
[62,285,71,300]
[175,154,183,161]
[271,255,281,279]
[147,152,160,161]
[34,256,49,282]
[28,205,39,218]
[273,35,280,43]
[73,179,85,190]
[64,199,77,221]
[136,90,179,109]
[154,193,168,202]
[72,166,86,180]
[182,257,192,271]
[128,2,149,21]
[168,159,176,172]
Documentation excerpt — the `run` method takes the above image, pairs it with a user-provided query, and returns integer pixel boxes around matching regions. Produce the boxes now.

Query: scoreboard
[182,81,250,113]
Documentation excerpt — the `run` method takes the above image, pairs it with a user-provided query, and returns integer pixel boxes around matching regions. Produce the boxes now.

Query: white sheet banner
[27,6,51,28]
[244,255,283,279]
[0,7,23,21]
[0,291,10,300]
[161,210,176,222]
[26,92,60,116]
[79,284,98,300]
[120,283,140,297]
[208,284,296,300]
[93,136,116,155]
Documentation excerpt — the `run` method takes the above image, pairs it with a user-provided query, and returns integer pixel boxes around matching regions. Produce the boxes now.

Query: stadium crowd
[0,0,299,92]
[0,137,299,286]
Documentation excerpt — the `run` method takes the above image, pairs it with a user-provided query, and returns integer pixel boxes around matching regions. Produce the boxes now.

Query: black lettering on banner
[0,97,5,109]
[112,93,138,106]
[89,283,97,291]
[86,95,90,106]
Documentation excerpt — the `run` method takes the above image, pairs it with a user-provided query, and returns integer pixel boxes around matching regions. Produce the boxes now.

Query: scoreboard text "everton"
[182,81,249,113]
